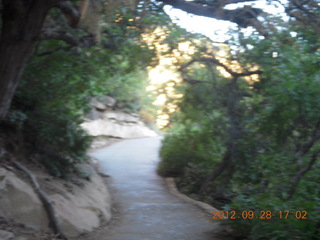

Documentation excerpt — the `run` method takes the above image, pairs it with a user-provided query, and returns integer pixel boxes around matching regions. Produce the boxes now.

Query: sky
[164,0,287,42]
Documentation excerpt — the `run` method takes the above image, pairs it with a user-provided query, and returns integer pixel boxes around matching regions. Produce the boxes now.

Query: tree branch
[36,46,73,57]
[225,0,259,5]
[40,29,80,45]
[200,150,231,192]
[295,118,320,159]
[157,0,264,27]
[287,149,320,199]
[54,1,80,28]
[180,57,262,78]
[182,78,213,84]
[40,29,115,50]
[9,157,69,240]
[285,0,320,34]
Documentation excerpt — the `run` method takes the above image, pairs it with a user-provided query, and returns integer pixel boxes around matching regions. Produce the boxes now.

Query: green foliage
[159,125,219,176]
[159,20,320,239]
[12,45,94,177]
[224,27,320,238]
[225,194,320,240]
[10,9,160,177]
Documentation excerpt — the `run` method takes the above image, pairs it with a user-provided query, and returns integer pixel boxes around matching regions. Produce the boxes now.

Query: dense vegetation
[0,0,319,238]
[4,3,162,178]
[159,7,320,240]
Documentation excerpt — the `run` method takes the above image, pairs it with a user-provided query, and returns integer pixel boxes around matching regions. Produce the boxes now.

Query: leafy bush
[159,23,320,238]
[225,193,320,240]
[223,27,320,239]
[10,16,157,177]
[11,45,95,177]
[159,121,224,199]
[160,126,214,174]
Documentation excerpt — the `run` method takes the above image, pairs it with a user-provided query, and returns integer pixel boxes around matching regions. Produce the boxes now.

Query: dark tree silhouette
[0,0,318,119]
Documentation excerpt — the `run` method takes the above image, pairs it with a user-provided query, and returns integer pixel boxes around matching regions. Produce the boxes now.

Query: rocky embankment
[0,96,159,240]
[81,95,159,148]
[0,163,111,240]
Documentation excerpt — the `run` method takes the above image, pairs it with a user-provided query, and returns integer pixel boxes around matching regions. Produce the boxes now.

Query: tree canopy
[158,1,320,239]
[0,0,318,117]
[0,0,319,238]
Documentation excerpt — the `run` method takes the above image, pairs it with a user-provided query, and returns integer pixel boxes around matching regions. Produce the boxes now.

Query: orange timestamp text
[211,210,308,220]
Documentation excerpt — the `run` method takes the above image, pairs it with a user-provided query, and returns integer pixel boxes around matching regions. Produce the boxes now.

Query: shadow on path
[88,137,221,240]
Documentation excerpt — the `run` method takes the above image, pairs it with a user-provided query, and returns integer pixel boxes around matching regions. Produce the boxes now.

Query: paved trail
[89,137,221,240]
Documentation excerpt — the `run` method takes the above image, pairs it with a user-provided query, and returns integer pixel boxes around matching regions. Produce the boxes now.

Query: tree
[156,0,320,37]
[158,4,320,238]
[0,0,319,119]
[0,0,141,119]
[0,0,263,119]
[0,0,50,119]
[8,1,159,177]
[0,0,82,119]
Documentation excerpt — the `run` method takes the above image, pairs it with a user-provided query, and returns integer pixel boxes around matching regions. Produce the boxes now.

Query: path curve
[89,137,221,240]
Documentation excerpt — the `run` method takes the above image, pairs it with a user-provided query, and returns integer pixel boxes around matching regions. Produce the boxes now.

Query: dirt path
[86,137,222,240]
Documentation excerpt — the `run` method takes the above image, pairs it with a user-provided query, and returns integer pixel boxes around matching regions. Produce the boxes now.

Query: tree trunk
[0,0,51,119]
[200,150,231,192]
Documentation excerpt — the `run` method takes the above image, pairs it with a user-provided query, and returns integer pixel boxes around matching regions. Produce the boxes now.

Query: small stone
[101,95,116,108]
[90,98,107,111]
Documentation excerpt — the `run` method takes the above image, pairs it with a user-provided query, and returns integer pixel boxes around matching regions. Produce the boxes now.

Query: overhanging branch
[54,1,80,28]
[157,0,264,27]
[40,29,80,45]
[180,57,262,79]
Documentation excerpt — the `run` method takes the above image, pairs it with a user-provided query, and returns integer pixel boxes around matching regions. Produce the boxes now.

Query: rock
[89,136,121,149]
[103,111,140,123]
[89,96,116,112]
[83,95,159,141]
[81,118,158,139]
[50,165,111,237]
[0,168,49,231]
[82,109,158,139]
[0,165,112,238]
[0,230,14,240]
[100,95,116,108]
[85,108,101,121]
[90,98,107,111]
